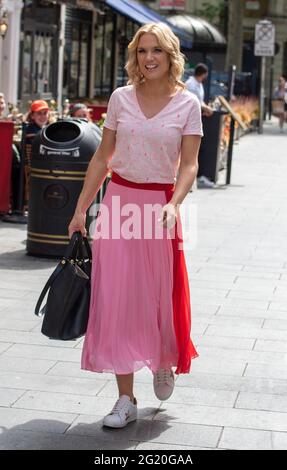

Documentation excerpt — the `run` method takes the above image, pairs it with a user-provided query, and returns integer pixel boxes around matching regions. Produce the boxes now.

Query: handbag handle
[67,232,92,261]
[72,233,92,261]
[64,231,81,259]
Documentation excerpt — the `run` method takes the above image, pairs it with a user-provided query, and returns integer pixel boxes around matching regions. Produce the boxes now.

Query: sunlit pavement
[0,117,287,450]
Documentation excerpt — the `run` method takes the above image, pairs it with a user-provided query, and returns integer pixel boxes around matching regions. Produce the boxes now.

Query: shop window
[93,11,138,97]
[94,11,115,97]
[63,10,92,99]
[33,33,53,94]
[116,16,137,89]
[79,24,90,97]
[22,32,33,95]
[20,29,55,98]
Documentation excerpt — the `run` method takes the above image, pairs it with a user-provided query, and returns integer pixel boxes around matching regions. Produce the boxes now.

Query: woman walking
[273,76,287,132]
[68,22,202,428]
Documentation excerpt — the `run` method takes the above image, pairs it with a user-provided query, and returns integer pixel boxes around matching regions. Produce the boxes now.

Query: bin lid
[44,120,83,144]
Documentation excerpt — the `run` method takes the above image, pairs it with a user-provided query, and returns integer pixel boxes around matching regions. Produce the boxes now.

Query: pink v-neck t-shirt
[104,84,203,184]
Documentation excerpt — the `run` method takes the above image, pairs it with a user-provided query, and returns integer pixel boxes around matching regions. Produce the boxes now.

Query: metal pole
[259,56,266,134]
[227,64,236,101]
[226,117,235,185]
[57,2,66,117]
[204,56,213,104]
[268,56,274,120]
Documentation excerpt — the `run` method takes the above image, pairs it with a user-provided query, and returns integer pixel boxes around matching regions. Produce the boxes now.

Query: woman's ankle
[119,393,136,403]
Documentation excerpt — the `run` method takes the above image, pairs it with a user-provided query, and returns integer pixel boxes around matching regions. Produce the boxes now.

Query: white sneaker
[153,368,175,401]
[197,175,215,188]
[103,395,137,428]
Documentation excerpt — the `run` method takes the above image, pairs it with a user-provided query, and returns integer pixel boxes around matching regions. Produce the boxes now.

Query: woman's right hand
[68,211,87,239]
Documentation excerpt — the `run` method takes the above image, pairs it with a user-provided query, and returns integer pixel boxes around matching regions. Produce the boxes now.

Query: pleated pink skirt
[81,180,181,375]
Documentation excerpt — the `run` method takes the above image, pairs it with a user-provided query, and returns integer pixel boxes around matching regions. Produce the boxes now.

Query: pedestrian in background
[186,63,215,188]
[68,22,202,429]
[25,100,50,139]
[24,100,50,208]
[0,92,7,120]
[185,63,214,117]
[273,76,287,132]
[70,103,91,120]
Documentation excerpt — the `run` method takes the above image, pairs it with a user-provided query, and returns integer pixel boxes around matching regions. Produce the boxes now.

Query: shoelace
[109,398,129,415]
[155,369,172,385]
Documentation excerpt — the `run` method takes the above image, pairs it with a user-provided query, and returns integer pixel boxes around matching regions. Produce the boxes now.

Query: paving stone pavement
[0,119,287,450]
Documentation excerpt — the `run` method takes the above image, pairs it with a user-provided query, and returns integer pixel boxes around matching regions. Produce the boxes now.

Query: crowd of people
[0,95,93,215]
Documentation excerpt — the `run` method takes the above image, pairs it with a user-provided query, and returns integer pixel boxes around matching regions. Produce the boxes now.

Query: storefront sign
[244,0,268,17]
[245,1,260,10]
[159,0,186,10]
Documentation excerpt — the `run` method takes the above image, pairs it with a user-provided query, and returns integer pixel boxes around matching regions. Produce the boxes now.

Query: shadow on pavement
[0,414,172,450]
[0,221,27,232]
[0,249,55,271]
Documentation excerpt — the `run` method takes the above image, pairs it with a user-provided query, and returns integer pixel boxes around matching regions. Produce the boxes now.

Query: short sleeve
[182,96,203,136]
[103,89,119,131]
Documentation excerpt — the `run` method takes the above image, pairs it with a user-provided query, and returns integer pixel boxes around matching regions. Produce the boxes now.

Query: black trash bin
[27,118,104,257]
[198,110,227,183]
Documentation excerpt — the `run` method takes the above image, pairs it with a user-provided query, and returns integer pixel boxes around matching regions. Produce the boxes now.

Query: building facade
[16,0,150,108]
[16,0,195,109]
[0,0,23,105]
[0,0,227,110]
[5,1,285,111]
[146,1,287,77]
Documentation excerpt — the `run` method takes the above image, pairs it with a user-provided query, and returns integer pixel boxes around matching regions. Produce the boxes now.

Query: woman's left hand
[159,203,178,229]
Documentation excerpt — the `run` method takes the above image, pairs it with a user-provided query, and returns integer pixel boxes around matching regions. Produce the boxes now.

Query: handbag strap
[83,236,92,259]
[34,261,66,317]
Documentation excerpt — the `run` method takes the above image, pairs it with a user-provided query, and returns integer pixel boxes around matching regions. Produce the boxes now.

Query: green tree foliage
[195,1,226,33]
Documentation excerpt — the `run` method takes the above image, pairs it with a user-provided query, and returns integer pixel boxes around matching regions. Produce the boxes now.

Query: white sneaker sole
[103,414,137,429]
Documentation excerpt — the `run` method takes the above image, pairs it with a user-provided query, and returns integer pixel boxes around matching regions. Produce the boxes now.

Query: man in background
[186,64,215,188]
[185,63,214,117]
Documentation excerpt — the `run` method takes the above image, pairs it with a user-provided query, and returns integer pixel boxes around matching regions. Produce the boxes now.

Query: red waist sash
[111,172,198,374]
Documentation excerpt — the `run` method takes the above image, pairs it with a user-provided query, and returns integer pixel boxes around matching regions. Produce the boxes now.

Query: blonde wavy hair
[125,22,186,90]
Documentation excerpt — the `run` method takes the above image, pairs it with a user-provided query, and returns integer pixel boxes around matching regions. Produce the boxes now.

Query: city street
[0,119,287,450]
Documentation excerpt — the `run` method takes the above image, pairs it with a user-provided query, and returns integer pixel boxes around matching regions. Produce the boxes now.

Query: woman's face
[137,33,170,83]
[32,110,49,128]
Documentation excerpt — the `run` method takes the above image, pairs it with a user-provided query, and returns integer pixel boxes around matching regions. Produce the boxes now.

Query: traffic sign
[254,20,275,56]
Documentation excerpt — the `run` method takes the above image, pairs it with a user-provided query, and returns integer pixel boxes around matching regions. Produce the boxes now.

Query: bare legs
[279,113,285,130]
[116,373,135,402]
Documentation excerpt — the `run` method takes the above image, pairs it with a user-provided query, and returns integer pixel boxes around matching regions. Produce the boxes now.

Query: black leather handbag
[35,231,92,340]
